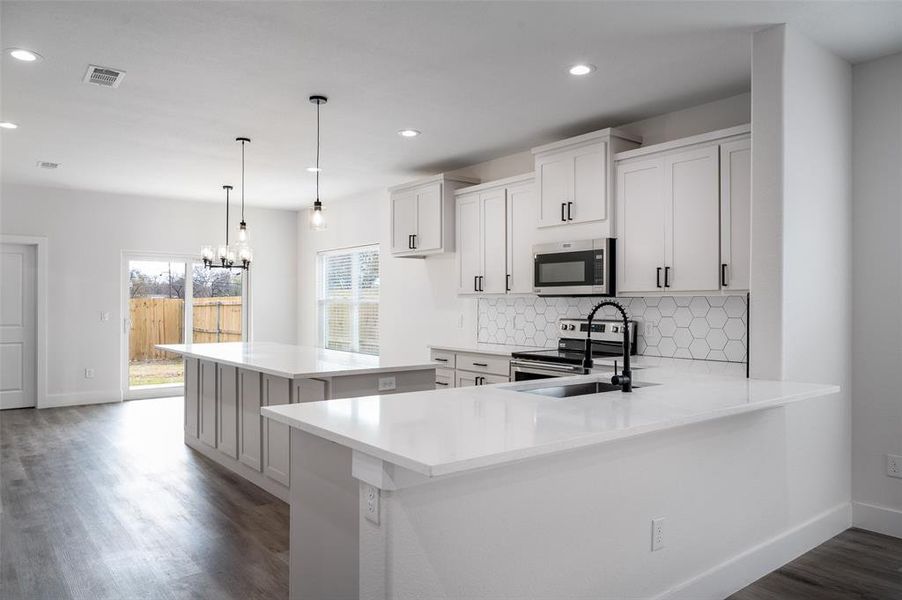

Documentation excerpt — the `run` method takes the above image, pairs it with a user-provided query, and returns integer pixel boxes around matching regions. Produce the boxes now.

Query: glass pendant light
[309,95,327,231]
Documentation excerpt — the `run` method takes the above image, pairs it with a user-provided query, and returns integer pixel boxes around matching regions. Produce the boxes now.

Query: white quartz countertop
[157,342,436,379]
[262,359,838,478]
[429,342,548,357]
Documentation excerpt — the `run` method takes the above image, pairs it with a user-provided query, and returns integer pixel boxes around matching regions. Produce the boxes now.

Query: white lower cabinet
[615,125,751,295]
[216,364,238,460]
[430,348,511,388]
[238,368,262,471]
[184,358,199,439]
[198,359,217,448]
[455,175,535,296]
[262,374,291,487]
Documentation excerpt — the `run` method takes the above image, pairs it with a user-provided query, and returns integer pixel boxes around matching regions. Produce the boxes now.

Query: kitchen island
[262,358,840,600]
[157,342,436,501]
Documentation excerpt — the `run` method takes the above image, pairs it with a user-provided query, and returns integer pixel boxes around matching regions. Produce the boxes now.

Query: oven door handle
[510,359,587,374]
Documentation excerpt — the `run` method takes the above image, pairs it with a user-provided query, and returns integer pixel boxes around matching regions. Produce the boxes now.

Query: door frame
[120,251,251,400]
[0,235,48,409]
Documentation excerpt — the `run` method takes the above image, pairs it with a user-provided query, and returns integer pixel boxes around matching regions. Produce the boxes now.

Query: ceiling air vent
[36,161,60,170]
[83,64,126,88]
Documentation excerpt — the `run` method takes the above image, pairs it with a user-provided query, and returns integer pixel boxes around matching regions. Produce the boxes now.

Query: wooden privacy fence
[129,296,242,362]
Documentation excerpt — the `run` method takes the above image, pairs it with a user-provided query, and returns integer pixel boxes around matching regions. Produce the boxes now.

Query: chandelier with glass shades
[201,137,253,270]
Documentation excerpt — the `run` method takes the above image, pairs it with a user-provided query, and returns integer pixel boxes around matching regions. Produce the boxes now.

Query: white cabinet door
[720,138,751,291]
[616,158,666,293]
[217,364,238,459]
[480,189,508,294]
[456,194,481,295]
[664,145,721,292]
[507,182,536,294]
[238,368,262,471]
[184,358,199,439]
[415,183,443,252]
[571,142,607,224]
[199,359,217,448]
[391,190,417,254]
[536,154,571,227]
[455,371,478,387]
[262,374,290,486]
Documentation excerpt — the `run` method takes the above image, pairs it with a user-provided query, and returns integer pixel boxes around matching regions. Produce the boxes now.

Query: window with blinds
[318,245,380,355]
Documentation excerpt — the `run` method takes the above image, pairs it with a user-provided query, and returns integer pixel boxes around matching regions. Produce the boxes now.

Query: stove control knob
[560,324,567,330]
[568,324,576,331]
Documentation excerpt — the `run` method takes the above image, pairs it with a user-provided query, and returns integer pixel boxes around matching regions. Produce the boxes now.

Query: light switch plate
[378,376,396,392]
[887,454,902,479]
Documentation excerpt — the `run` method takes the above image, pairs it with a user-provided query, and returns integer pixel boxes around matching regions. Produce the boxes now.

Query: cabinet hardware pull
[721,263,728,287]
[478,275,484,292]
[411,234,417,249]
[434,357,448,362]
[656,267,662,288]
[408,234,414,249]
[506,274,511,292]
[561,202,566,222]
[567,201,573,221]
[435,381,448,386]
[473,362,488,367]
[474,275,479,292]
[664,266,671,288]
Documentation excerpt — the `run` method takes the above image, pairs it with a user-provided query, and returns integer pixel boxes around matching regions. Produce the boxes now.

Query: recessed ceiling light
[306,166,322,173]
[398,129,420,138]
[569,64,596,76]
[0,122,18,129]
[7,48,42,62]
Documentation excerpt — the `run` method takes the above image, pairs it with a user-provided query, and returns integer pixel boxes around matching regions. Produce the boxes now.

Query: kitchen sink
[521,380,650,398]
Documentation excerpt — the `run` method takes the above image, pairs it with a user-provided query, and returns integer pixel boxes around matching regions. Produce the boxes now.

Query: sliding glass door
[122,253,247,400]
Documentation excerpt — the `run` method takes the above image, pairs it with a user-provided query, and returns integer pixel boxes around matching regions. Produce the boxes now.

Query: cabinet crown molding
[453,173,534,196]
[531,127,642,156]
[614,123,751,162]
[387,173,480,193]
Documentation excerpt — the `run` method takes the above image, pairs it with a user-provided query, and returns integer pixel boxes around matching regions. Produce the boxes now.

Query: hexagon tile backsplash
[477,295,748,363]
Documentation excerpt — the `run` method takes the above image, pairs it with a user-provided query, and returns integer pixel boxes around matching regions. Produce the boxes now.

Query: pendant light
[309,95,327,230]
[236,137,251,243]
[201,185,248,269]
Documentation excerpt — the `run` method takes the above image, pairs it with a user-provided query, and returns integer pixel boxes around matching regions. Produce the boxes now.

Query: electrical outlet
[377,376,396,392]
[887,454,902,479]
[364,485,380,525]
[84,368,95,379]
[651,518,665,551]
[645,321,657,336]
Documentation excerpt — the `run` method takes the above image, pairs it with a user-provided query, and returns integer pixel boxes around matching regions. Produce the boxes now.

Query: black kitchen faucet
[583,300,632,392]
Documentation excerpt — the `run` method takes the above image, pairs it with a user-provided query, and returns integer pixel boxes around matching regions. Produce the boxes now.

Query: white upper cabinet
[616,157,666,294]
[614,124,752,295]
[389,174,479,257]
[664,145,721,292]
[719,138,752,291]
[455,175,535,296]
[532,128,641,229]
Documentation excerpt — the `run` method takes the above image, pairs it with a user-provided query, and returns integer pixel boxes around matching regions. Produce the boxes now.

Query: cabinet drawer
[456,353,510,377]
[430,349,456,368]
[434,367,454,388]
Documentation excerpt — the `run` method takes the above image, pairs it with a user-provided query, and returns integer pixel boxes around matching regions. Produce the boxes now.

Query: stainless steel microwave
[533,238,615,296]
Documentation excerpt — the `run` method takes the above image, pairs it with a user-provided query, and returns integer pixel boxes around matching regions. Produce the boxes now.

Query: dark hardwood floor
[730,528,902,599]
[1,397,288,600]
[2,398,901,599]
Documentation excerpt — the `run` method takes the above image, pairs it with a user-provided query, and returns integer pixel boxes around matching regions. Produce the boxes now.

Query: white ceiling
[2,1,901,209]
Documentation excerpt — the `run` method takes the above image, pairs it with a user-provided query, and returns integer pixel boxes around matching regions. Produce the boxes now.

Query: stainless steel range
[510,318,637,381]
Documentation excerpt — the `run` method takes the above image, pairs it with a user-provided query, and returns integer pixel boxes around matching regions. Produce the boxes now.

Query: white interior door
[1,244,36,409]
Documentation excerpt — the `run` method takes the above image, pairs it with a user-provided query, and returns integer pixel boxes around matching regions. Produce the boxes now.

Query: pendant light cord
[315,101,321,201]
[225,187,230,247]
[240,140,246,222]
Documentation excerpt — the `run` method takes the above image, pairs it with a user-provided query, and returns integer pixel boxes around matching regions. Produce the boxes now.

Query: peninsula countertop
[262,358,839,478]
[157,342,437,379]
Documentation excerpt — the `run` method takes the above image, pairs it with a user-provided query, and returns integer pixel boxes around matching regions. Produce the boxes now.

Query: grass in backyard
[129,359,184,387]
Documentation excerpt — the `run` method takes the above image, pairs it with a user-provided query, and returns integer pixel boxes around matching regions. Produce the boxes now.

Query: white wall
[749,21,853,535]
[1,183,298,407]
[850,51,902,535]
[297,94,751,363]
